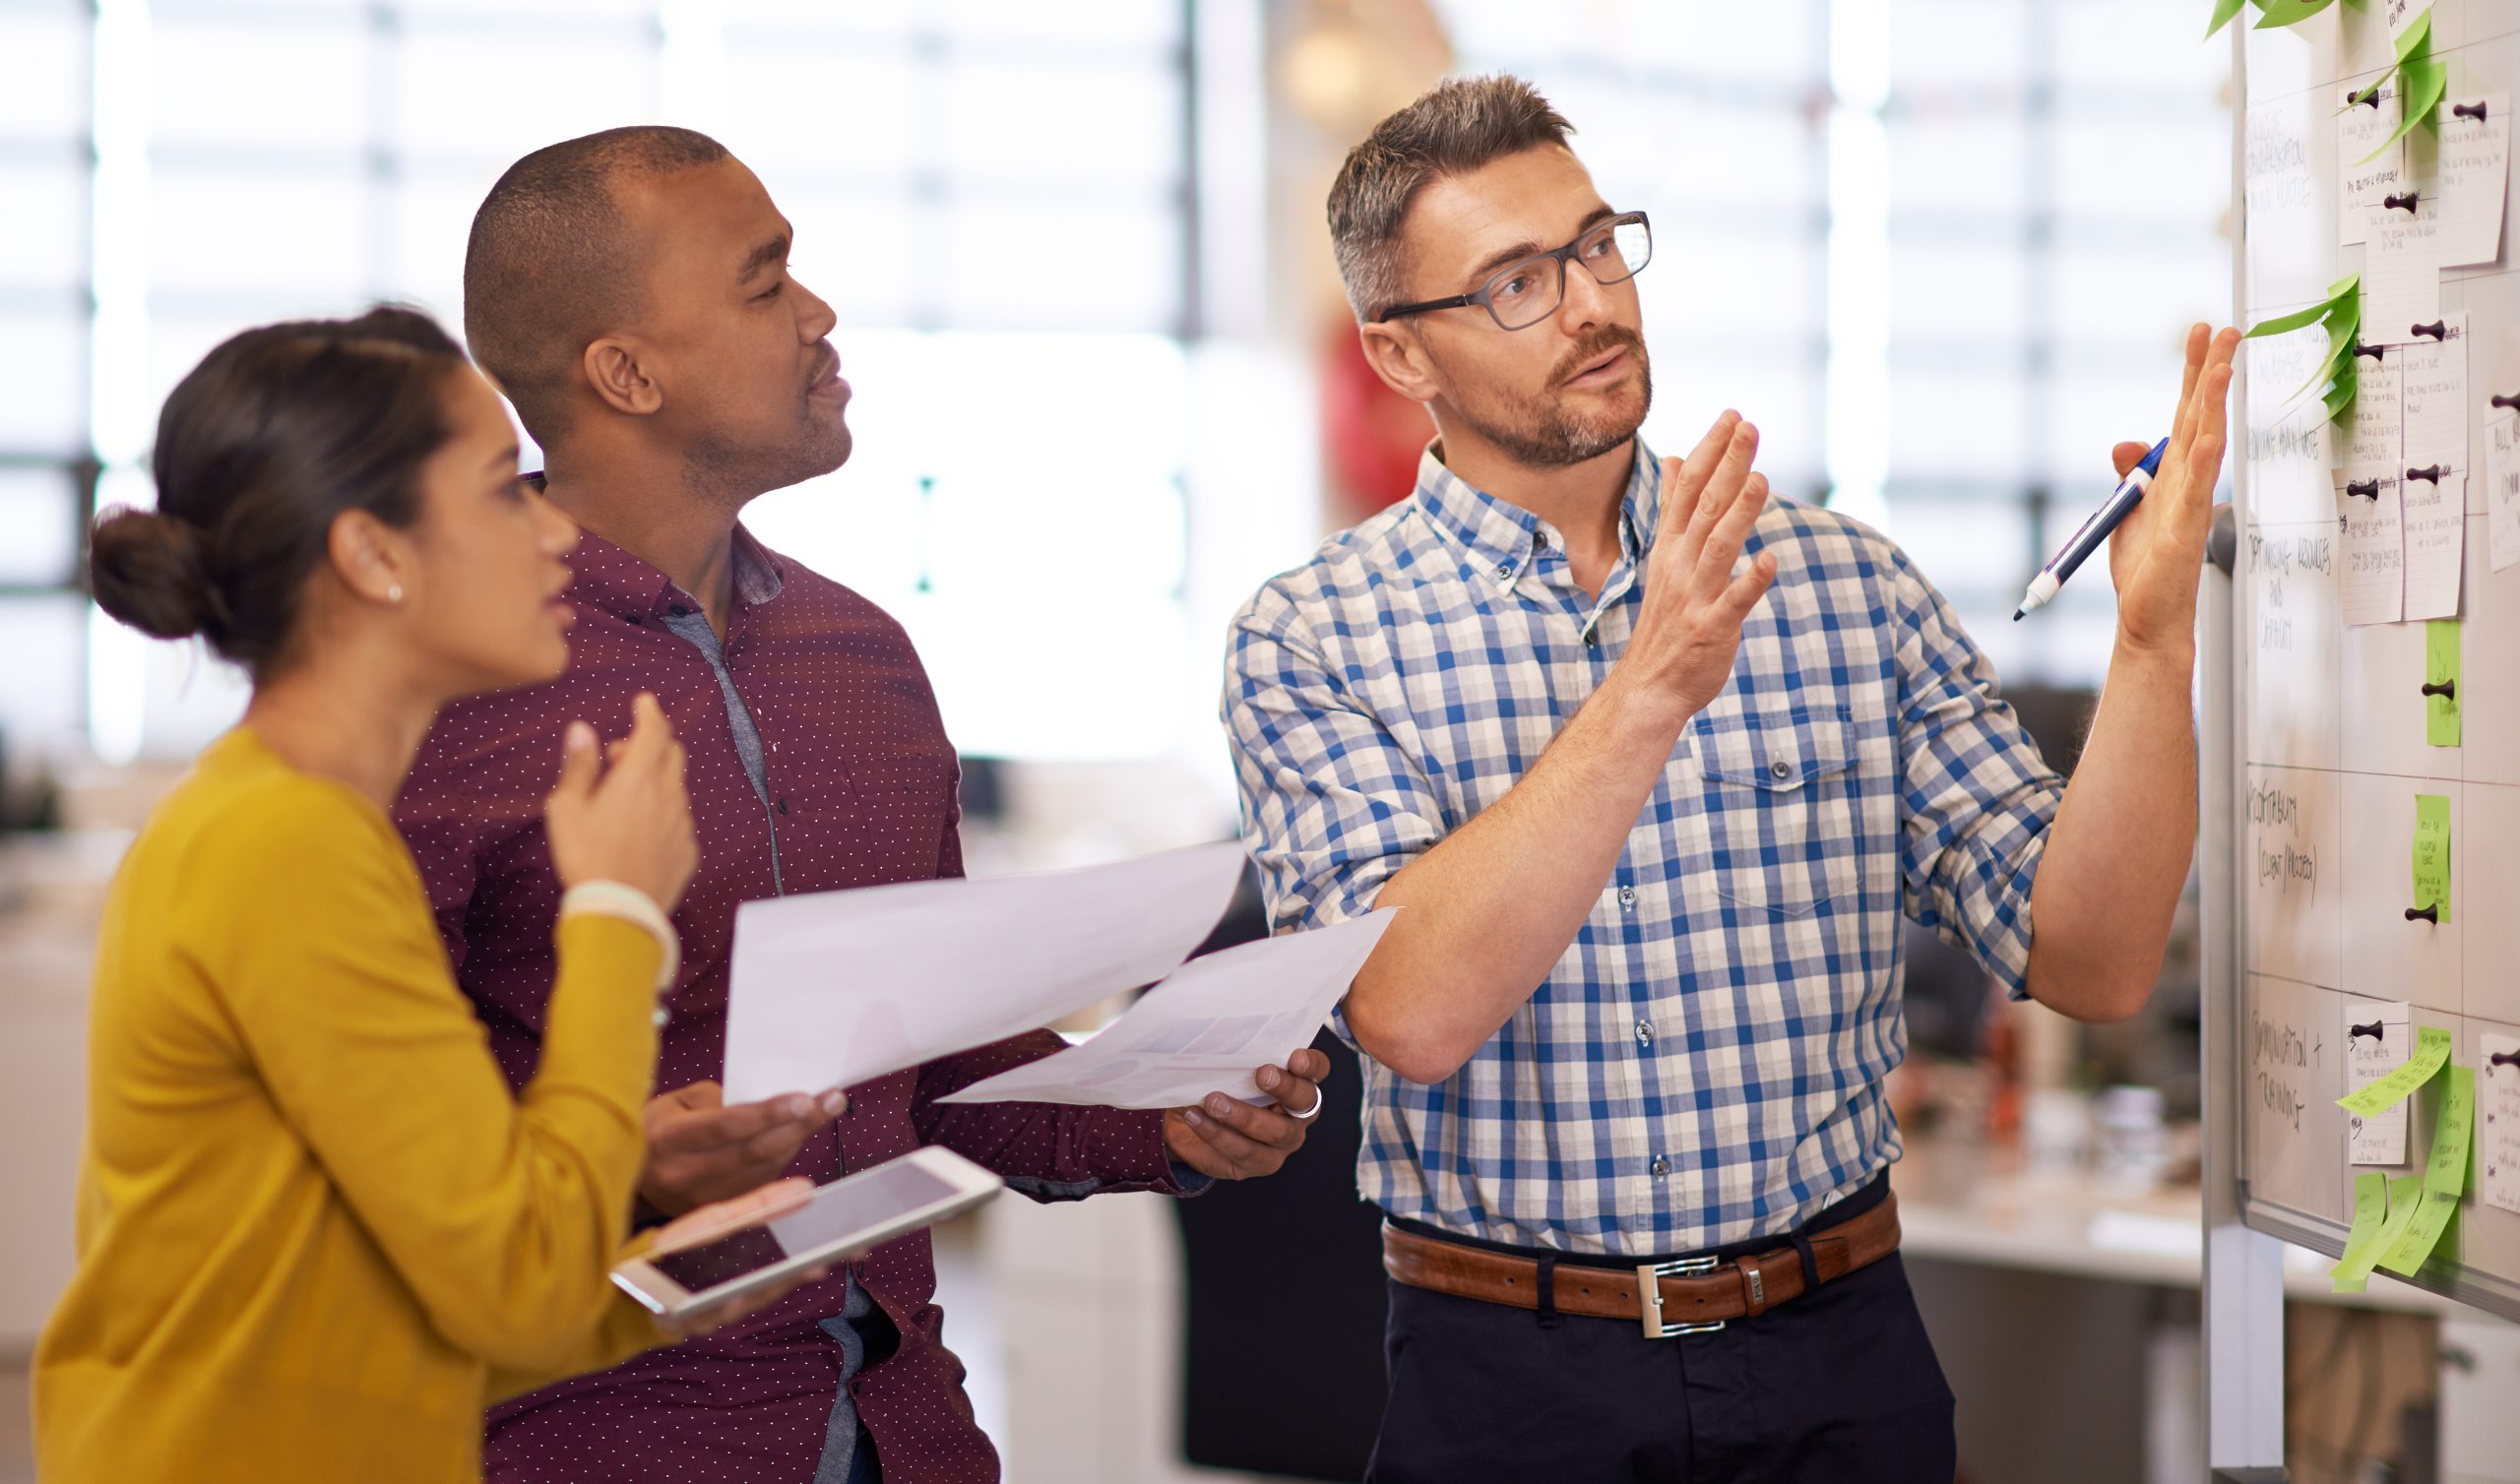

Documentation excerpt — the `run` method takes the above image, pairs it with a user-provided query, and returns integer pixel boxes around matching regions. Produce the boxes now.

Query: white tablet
[610,1147,1003,1320]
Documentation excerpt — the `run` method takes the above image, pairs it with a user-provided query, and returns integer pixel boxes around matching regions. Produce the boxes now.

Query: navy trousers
[1365,1183,1957,1484]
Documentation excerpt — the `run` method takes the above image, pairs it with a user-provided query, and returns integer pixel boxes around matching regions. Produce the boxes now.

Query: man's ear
[583,337,663,417]
[1358,322,1441,405]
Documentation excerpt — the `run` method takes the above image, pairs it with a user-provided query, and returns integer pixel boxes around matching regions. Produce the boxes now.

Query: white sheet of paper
[2400,311,2468,469]
[2404,474,2465,618]
[721,841,1248,1103]
[2364,202,2445,342]
[2347,1001,2413,1165]
[2340,84,2405,246]
[2490,326,2520,572]
[935,910,1399,1109]
[2352,356,2403,470]
[2340,469,2407,625]
[2482,1032,2520,1217]
[2436,94,2511,267]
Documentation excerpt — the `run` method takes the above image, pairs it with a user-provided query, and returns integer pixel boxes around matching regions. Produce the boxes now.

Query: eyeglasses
[1375,211,1653,332]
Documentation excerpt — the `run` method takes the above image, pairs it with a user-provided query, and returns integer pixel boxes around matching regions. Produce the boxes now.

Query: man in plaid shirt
[1223,75,2236,1482]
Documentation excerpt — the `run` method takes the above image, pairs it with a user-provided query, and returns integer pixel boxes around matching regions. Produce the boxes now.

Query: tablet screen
[649,1159,964,1295]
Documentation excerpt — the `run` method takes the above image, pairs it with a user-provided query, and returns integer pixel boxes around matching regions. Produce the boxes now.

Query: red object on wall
[1320,318,1433,524]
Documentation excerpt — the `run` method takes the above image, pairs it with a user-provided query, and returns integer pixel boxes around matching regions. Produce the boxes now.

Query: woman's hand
[643,1176,845,1340]
[545,692,699,911]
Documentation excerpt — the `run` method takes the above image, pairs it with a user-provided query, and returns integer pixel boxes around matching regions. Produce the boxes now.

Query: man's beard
[1445,327,1653,469]
[682,394,853,510]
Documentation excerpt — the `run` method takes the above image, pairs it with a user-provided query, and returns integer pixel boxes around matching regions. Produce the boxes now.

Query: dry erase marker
[2012,437,2171,620]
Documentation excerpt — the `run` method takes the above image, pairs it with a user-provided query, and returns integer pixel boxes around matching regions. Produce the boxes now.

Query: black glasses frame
[1373,211,1654,330]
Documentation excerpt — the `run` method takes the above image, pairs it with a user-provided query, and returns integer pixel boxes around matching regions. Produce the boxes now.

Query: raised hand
[1625,411,1780,722]
[2106,323,2239,655]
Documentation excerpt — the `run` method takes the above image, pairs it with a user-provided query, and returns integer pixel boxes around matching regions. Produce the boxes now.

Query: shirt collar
[1409,435,1662,594]
[559,519,788,623]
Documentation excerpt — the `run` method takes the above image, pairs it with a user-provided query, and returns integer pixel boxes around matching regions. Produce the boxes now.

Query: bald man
[392,127,1333,1484]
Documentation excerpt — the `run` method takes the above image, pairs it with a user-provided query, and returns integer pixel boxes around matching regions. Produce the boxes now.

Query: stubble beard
[1450,335,1654,470]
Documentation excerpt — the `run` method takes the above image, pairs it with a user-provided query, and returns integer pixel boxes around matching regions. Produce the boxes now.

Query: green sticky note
[2206,0,2249,35]
[2413,794,2451,924]
[2378,1066,2475,1274]
[2427,621,2461,746]
[2332,1171,2392,1291]
[2426,1065,2476,1194]
[2255,0,2340,28]
[2339,1023,2451,1115]
[2361,1172,2430,1278]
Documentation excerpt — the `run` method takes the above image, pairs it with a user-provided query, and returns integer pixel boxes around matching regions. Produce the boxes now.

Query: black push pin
[2408,464,2447,483]
[2355,341,2389,361]
[2424,678,2457,701]
[2347,478,2382,499]
[2348,1020,2386,1042]
[2454,99,2490,122]
[2352,85,2384,108]
[2413,320,2448,340]
[2385,190,2423,213]
[2406,902,2440,924]
[2494,393,2520,411]
[2491,1049,2520,1073]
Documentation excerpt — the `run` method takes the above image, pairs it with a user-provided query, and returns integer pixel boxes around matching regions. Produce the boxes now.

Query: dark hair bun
[90,506,222,642]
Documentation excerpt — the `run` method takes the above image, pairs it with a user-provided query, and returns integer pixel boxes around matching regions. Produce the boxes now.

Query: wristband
[560,881,680,994]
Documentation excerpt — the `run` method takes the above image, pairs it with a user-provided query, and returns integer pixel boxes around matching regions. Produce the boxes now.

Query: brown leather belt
[1382,1192,1902,1338]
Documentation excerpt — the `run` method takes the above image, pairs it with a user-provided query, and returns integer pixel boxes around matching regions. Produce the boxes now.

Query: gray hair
[1326,74,1576,324]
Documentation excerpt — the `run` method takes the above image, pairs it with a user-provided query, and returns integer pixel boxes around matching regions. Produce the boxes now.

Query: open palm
[2105,323,2239,654]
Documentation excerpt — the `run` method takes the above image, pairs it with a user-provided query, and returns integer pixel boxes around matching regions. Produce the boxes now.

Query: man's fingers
[1684,422,1760,546]
[1716,551,1780,622]
[1657,411,1742,541]
[2175,321,2208,412]
[1180,1105,1274,1175]
[1252,1062,1325,1117]
[1288,1048,1332,1082]
[2110,441,2150,479]
[651,1091,820,1154]
[1198,1091,1302,1150]
[1692,471,1771,594]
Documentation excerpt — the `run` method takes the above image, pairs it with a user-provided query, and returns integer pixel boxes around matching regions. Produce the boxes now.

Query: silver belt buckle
[1636,1255,1726,1338]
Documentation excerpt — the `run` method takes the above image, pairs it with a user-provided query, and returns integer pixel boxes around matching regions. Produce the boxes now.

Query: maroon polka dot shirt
[394,526,1189,1483]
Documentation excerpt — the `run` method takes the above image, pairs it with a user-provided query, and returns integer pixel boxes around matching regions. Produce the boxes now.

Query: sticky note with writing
[2364,1171,2430,1279]
[2378,1064,2475,1275]
[2412,793,2451,923]
[2481,1032,2520,1217]
[2427,621,2461,746]
[2339,1023,2451,1116]
[2350,1001,2413,1164]
[2331,1171,2392,1291]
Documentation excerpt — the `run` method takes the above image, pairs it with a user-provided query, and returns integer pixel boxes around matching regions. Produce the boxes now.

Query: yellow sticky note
[2340,1023,2451,1116]
[2412,794,2451,924]
[2332,1171,2392,1291]
[2427,621,2462,746]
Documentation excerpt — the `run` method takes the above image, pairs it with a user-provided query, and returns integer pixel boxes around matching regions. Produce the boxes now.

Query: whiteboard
[2233,0,2520,1322]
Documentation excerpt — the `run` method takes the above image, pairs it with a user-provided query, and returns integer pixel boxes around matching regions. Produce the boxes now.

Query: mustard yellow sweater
[35,727,667,1483]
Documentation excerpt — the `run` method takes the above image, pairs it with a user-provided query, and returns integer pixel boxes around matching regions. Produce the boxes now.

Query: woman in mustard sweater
[34,308,819,1482]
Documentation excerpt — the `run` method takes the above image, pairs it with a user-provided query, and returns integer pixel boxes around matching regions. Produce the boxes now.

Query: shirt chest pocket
[1690,705,1861,918]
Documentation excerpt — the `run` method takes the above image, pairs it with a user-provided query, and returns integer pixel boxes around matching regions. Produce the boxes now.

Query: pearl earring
[387,585,404,603]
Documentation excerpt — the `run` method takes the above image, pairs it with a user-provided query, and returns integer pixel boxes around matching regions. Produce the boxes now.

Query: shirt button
[1634,1020,1653,1049]
[1498,562,1516,579]
[1770,760,1794,780]
[1617,885,1637,909]
[669,603,690,617]
[1650,1156,1670,1178]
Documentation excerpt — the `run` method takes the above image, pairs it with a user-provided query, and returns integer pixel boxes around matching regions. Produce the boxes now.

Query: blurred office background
[11,4,2497,1484]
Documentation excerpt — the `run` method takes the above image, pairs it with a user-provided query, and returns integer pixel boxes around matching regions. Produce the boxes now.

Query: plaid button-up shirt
[1223,439,2064,1255]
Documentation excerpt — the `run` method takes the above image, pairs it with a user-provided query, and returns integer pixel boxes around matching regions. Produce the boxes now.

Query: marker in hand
[2013,437,2170,621]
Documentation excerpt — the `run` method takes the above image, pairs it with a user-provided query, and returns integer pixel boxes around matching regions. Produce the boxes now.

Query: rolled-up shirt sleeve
[1887,546,2067,999]
[1222,589,1448,936]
